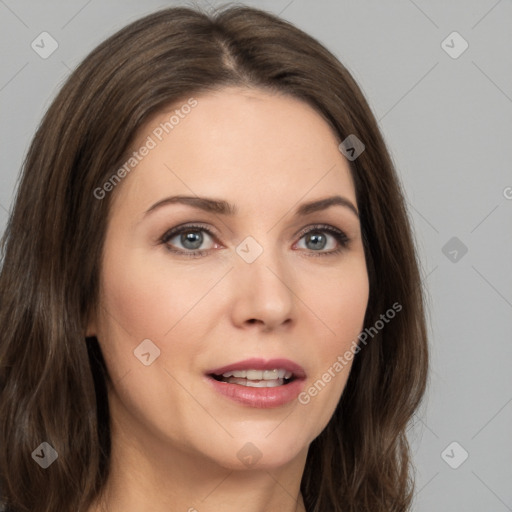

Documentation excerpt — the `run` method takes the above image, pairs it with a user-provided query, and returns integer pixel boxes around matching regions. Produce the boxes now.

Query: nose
[229,245,295,332]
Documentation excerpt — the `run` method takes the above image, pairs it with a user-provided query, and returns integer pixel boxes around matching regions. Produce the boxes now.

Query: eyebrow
[144,194,359,219]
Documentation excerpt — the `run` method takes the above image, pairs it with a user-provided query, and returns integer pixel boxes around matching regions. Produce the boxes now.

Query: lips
[205,358,307,408]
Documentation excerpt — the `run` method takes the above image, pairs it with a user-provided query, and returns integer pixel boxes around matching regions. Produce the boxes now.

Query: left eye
[295,230,340,252]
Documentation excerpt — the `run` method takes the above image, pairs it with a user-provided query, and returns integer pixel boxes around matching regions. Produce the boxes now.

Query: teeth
[223,377,285,387]
[246,370,263,380]
[263,369,280,379]
[221,369,292,380]
[216,368,296,387]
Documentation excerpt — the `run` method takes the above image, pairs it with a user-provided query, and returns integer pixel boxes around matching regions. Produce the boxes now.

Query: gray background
[1,0,511,510]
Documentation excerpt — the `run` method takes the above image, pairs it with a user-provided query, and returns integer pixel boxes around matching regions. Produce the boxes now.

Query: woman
[0,5,428,512]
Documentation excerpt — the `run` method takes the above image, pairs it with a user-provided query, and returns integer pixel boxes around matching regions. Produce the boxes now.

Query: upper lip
[207,358,306,379]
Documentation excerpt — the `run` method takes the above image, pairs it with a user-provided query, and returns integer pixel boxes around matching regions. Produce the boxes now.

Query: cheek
[330,271,369,346]
[324,265,368,376]
[99,246,206,340]
[96,245,224,385]
[94,246,181,385]
[95,249,215,440]
[303,255,369,348]
[295,258,368,426]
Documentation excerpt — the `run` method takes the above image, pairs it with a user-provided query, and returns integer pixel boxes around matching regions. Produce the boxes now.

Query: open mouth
[206,359,307,407]
[209,369,297,388]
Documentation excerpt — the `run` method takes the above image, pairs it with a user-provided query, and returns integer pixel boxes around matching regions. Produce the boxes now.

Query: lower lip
[205,375,306,408]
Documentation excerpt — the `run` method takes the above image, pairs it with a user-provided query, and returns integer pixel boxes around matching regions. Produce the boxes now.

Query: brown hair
[0,4,429,511]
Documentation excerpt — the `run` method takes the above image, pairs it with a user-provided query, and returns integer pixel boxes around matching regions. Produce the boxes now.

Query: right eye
[160,223,220,257]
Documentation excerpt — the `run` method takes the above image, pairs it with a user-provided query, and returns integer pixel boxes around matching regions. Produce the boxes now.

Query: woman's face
[88,86,369,471]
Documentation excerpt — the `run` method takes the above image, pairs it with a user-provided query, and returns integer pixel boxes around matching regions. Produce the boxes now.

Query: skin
[87,86,369,512]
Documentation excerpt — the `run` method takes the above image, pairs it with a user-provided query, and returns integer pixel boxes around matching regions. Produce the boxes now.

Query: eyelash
[160,223,350,258]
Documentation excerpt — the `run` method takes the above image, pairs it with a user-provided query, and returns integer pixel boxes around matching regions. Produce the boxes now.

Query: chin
[199,432,309,471]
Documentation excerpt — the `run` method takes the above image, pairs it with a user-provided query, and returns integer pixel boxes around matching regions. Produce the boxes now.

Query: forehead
[112,87,356,215]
